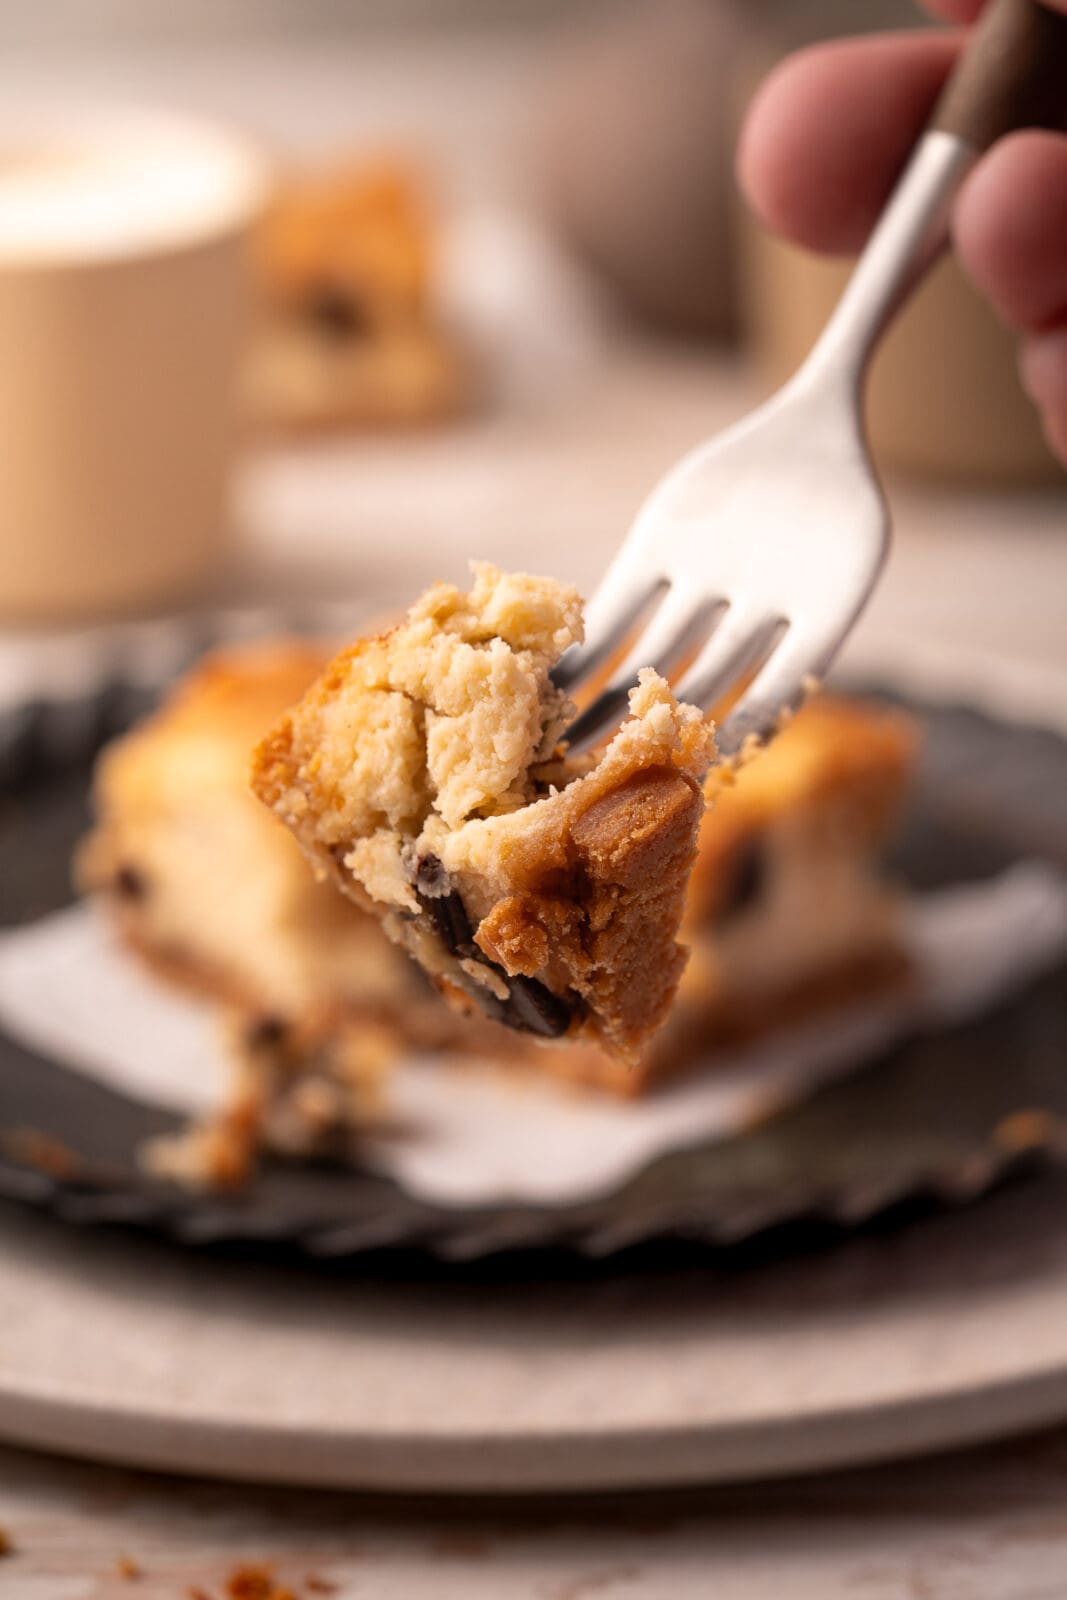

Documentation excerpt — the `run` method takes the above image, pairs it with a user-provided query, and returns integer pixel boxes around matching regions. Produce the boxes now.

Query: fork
[555,0,1067,758]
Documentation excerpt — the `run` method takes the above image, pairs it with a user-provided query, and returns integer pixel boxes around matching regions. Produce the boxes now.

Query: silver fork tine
[714,646,808,758]
[552,565,663,694]
[562,590,720,755]
[673,611,786,721]
[716,627,845,757]
[562,683,633,757]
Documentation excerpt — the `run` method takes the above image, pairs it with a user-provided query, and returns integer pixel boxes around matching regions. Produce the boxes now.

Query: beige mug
[0,105,269,620]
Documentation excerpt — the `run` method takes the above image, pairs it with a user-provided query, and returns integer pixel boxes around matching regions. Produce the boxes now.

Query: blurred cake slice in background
[251,564,717,1064]
[245,159,474,431]
[77,640,479,1183]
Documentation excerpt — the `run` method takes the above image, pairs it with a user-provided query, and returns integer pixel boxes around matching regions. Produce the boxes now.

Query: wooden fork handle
[934,0,1067,151]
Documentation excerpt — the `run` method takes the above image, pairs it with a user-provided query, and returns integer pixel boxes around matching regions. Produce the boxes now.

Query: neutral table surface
[2,23,1067,1597]
[6,1425,1067,1597]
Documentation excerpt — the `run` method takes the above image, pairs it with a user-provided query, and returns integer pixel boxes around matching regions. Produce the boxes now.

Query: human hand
[738,1,1067,461]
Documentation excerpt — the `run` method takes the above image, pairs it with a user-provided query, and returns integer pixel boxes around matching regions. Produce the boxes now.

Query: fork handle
[801,0,1067,391]
[934,0,1067,152]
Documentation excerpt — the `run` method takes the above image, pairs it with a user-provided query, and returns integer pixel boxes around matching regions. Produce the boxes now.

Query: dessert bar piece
[78,641,469,1182]
[252,564,717,1063]
[246,160,472,431]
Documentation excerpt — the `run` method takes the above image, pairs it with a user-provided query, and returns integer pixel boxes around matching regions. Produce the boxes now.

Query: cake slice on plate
[251,563,717,1063]
[78,640,465,1182]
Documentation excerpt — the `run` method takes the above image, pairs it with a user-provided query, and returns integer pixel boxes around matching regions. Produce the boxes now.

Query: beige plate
[4,1168,1067,1493]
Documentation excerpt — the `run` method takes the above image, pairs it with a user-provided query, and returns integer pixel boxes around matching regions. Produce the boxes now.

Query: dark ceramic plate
[0,656,1065,1263]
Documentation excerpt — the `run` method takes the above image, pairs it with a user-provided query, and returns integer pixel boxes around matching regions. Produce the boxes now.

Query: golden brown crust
[473,764,705,1057]
[126,639,334,747]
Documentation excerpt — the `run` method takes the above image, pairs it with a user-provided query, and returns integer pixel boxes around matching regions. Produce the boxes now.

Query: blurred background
[0,0,1063,709]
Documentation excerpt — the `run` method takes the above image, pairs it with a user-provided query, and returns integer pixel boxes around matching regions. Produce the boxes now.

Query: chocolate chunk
[411,856,576,1038]
[114,864,148,902]
[715,837,766,925]
[497,976,574,1038]
[422,886,478,960]
[414,853,451,899]
[245,1014,288,1051]
[305,284,371,342]
[412,856,478,955]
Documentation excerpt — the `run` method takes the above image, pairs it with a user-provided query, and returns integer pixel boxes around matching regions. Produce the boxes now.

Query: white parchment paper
[1,863,1066,1205]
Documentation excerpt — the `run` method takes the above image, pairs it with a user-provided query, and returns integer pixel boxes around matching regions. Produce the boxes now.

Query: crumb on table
[224,1563,298,1600]
[993,1107,1067,1153]
[3,1128,81,1180]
